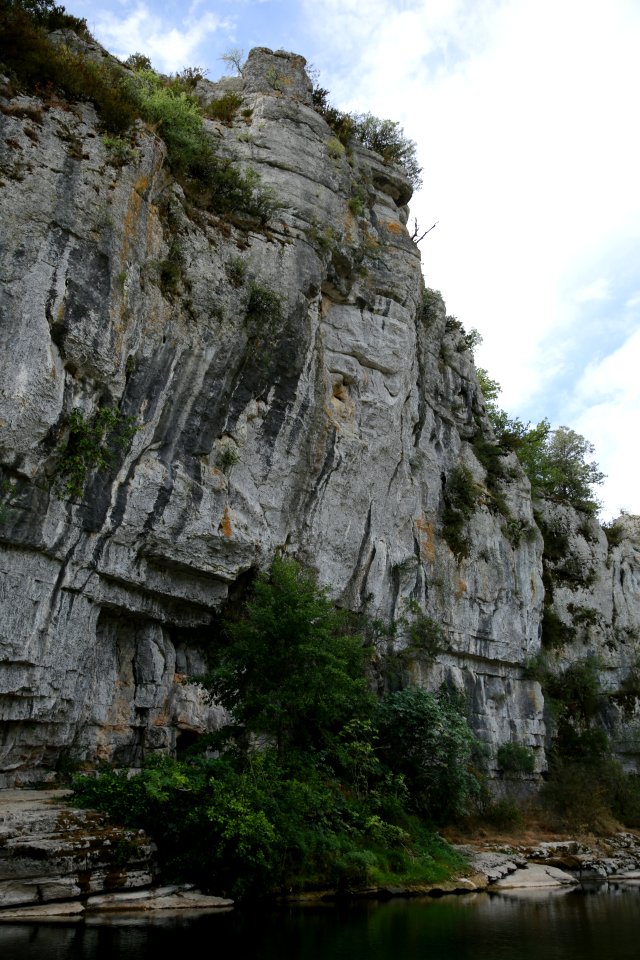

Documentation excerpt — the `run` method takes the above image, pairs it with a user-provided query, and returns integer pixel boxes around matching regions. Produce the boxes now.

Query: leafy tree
[497,742,535,776]
[311,88,422,189]
[447,316,482,356]
[540,426,605,507]
[3,0,86,32]
[476,368,501,410]
[477,370,604,511]
[207,557,373,754]
[124,52,152,71]
[72,562,481,895]
[351,113,423,189]
[376,687,480,822]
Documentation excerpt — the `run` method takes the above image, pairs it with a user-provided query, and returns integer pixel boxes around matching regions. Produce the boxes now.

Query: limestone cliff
[0,44,638,786]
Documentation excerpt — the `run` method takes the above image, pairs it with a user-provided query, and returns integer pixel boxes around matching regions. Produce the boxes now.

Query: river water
[1,885,639,960]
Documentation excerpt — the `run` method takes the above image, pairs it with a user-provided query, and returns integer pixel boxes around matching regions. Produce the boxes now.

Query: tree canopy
[207,556,373,753]
[477,369,605,512]
[311,87,423,190]
[377,686,480,821]
[72,557,487,896]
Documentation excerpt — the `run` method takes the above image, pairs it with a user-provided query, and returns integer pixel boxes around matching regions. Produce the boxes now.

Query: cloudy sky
[66,0,640,519]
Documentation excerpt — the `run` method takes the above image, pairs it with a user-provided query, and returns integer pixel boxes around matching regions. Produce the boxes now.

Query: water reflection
[1,886,639,960]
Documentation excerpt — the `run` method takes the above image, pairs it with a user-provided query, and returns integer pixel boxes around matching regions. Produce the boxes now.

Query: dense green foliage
[477,369,604,512]
[497,742,535,776]
[0,2,138,132]
[0,3,279,221]
[540,606,577,650]
[72,558,479,898]
[445,315,483,356]
[442,465,478,559]
[602,519,625,548]
[525,654,640,829]
[55,407,138,498]
[400,600,451,663]
[207,557,372,755]
[377,687,481,821]
[350,113,423,190]
[72,750,466,898]
[2,0,87,33]
[312,86,422,189]
[205,91,244,123]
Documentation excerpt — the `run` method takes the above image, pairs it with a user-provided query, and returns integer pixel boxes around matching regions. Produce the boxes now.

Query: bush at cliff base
[71,558,478,899]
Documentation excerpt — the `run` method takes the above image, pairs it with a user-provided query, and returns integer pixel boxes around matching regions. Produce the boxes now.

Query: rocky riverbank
[1,789,639,920]
[0,789,231,920]
[458,835,640,890]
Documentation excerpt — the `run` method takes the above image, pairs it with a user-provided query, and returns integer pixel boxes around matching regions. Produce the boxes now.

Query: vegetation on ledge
[311,85,423,190]
[477,367,605,513]
[0,0,279,221]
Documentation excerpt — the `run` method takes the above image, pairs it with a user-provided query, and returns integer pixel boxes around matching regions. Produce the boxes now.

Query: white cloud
[626,292,640,310]
[302,0,640,515]
[574,327,640,404]
[575,279,610,303]
[570,328,640,518]
[91,2,229,73]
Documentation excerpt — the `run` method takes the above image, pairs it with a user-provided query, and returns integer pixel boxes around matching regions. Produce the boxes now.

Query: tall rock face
[536,506,640,770]
[0,46,638,785]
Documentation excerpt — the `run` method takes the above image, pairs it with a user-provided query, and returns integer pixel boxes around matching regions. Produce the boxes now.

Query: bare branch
[411,218,438,243]
[220,48,245,76]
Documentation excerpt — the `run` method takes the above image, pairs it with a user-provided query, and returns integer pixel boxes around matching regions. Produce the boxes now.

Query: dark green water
[1,886,639,960]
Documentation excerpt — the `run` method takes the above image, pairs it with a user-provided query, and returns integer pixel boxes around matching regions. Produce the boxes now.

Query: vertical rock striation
[0,45,638,785]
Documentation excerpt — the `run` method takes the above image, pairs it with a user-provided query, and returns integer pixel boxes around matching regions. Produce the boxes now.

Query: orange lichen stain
[344,209,355,241]
[134,174,150,196]
[147,203,160,245]
[329,379,354,423]
[119,186,143,272]
[415,515,436,563]
[456,578,467,598]
[385,221,403,236]
[323,403,343,432]
[56,302,65,323]
[219,505,233,538]
[123,190,142,239]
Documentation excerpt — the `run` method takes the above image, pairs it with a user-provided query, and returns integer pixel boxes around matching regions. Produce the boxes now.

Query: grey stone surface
[456,849,526,883]
[492,864,578,889]
[536,505,640,770]
[0,900,85,920]
[0,43,639,786]
[86,887,233,911]
[0,790,156,908]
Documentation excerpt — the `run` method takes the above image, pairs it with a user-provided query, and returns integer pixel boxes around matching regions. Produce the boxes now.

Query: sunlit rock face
[0,46,638,785]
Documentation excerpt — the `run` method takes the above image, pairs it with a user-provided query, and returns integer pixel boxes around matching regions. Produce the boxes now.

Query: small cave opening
[175,729,203,758]
[227,564,259,604]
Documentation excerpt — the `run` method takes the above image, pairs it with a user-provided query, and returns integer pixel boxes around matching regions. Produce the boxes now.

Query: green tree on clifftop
[477,369,604,511]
